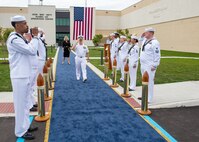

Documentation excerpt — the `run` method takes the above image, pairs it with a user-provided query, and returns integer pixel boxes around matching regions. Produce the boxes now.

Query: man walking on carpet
[72,35,90,83]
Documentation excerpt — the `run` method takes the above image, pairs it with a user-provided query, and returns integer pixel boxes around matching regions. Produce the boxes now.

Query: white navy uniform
[37,37,46,74]
[140,37,161,102]
[7,32,37,137]
[74,44,89,80]
[128,43,140,90]
[110,39,118,68]
[29,37,39,109]
[118,41,128,81]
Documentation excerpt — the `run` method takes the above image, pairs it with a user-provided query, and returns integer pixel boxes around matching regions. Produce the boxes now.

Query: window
[56,18,70,26]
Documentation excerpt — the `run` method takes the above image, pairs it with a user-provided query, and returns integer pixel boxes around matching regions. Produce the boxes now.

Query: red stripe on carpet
[0,102,50,113]
[125,97,141,108]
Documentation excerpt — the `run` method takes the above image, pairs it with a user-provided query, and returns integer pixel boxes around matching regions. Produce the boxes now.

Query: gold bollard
[121,59,131,98]
[49,57,55,82]
[103,56,110,81]
[43,65,52,101]
[110,58,119,88]
[137,71,152,115]
[35,74,50,122]
[47,60,54,90]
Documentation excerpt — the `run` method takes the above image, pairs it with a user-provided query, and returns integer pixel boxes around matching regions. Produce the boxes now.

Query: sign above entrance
[31,13,53,20]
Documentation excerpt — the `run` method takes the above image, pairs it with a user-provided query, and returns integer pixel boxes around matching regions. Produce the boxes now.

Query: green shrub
[92,34,103,46]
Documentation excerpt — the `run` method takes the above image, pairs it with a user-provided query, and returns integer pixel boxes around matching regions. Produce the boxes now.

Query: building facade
[56,9,70,46]
[1,0,199,52]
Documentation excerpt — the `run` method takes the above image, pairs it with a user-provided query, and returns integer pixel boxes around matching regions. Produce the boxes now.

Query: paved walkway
[87,63,199,109]
[48,49,167,142]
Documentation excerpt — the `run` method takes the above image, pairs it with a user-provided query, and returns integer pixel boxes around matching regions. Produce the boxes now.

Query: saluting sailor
[27,27,40,112]
[72,35,90,83]
[118,35,128,82]
[139,27,161,103]
[37,28,46,74]
[6,15,38,140]
[38,28,47,61]
[127,36,140,91]
[109,33,119,71]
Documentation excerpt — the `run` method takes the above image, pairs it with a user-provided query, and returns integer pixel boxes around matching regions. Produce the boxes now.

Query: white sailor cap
[145,27,155,32]
[11,15,26,22]
[114,32,119,35]
[131,35,139,40]
[120,35,126,39]
[77,35,84,39]
[110,33,115,36]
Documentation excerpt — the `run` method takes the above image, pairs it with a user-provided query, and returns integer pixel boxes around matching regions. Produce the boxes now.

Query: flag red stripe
[88,7,90,40]
[90,8,93,40]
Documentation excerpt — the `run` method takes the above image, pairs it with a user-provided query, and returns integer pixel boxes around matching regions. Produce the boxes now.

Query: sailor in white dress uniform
[127,36,140,91]
[140,28,161,103]
[109,33,119,70]
[72,35,90,83]
[6,15,37,139]
[117,35,128,82]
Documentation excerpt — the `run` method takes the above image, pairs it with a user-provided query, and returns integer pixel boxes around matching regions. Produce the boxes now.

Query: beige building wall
[94,0,199,53]
[95,10,120,36]
[128,16,199,53]
[0,6,56,45]
[0,7,28,28]
[119,0,199,53]
[28,5,56,45]
[120,0,199,29]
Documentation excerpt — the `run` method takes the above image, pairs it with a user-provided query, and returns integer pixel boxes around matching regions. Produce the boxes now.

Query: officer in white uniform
[6,15,38,140]
[118,35,128,82]
[37,28,46,74]
[114,32,120,43]
[110,33,119,70]
[28,27,40,111]
[38,27,47,61]
[127,36,140,91]
[72,35,90,83]
[140,28,161,103]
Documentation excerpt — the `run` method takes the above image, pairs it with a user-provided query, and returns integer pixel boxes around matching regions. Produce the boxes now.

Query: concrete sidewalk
[87,62,199,109]
[132,81,199,108]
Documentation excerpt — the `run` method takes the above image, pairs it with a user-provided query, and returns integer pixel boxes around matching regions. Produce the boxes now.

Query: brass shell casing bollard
[110,58,119,88]
[121,59,131,98]
[47,60,54,90]
[35,74,50,122]
[103,56,110,81]
[49,57,54,82]
[137,71,152,115]
[43,65,52,101]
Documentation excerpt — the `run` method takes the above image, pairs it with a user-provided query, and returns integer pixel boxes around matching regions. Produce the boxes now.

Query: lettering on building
[31,13,53,20]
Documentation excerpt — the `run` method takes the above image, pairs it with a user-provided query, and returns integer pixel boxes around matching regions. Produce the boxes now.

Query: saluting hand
[24,33,32,43]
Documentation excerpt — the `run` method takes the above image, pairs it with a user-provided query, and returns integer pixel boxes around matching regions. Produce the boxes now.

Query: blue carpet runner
[49,49,166,142]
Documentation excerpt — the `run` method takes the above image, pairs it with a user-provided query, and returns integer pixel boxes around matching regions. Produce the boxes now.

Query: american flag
[73,7,94,40]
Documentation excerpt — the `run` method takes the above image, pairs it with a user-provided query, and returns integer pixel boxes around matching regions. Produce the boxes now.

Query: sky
[0,0,142,10]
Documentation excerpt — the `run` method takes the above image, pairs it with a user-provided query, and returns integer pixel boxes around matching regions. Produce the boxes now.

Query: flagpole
[85,0,87,7]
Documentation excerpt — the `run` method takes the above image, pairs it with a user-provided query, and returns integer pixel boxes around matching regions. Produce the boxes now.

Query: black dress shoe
[21,132,35,140]
[28,126,38,132]
[138,97,142,100]
[33,104,38,107]
[83,79,87,83]
[129,88,135,91]
[30,107,37,112]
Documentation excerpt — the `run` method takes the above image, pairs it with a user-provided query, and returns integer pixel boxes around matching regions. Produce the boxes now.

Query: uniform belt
[77,56,85,58]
